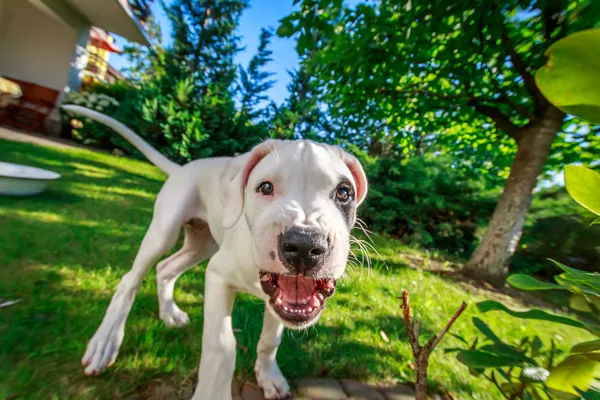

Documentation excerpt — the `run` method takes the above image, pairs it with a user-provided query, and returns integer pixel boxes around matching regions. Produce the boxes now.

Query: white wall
[0,0,76,91]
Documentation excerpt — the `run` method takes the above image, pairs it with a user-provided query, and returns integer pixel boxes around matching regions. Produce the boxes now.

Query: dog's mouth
[260,271,336,325]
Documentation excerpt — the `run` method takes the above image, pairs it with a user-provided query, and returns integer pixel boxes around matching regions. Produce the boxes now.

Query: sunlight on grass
[4,209,102,227]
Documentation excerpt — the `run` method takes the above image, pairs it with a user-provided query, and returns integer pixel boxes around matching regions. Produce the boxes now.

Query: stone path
[236,378,416,400]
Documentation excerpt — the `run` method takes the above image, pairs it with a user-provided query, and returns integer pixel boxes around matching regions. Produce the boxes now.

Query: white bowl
[0,161,61,196]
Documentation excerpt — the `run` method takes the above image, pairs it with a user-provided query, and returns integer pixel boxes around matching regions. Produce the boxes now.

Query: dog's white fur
[63,105,367,400]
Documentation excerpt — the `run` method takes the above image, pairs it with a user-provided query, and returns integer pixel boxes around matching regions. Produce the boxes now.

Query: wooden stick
[399,290,467,400]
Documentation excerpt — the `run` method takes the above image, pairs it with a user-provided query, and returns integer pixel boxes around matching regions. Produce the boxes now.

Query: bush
[512,187,600,277]
[62,80,274,164]
[353,150,497,256]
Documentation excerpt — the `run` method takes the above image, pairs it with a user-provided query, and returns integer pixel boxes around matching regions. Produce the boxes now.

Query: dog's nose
[278,227,329,273]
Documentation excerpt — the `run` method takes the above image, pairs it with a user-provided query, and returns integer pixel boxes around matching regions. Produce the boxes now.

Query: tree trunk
[415,352,429,400]
[462,107,564,287]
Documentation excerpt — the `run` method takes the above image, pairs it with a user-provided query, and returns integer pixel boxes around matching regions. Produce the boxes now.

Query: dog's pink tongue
[278,275,316,304]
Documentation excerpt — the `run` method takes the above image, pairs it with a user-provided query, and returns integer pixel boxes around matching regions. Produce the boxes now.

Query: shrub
[353,149,497,256]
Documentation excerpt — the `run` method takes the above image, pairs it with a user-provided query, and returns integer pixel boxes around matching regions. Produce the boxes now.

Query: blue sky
[110,0,300,105]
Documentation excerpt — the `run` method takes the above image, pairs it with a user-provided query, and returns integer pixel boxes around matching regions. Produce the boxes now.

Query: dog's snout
[278,227,329,273]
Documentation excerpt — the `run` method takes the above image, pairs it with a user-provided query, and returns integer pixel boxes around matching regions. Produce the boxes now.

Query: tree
[76,0,280,161]
[279,0,600,286]
[239,28,276,120]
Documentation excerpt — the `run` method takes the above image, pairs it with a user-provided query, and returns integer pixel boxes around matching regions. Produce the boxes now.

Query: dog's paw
[160,305,190,327]
[255,360,291,399]
[81,322,125,375]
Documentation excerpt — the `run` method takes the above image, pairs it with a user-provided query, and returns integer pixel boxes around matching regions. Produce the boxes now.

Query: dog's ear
[339,151,368,205]
[221,141,277,229]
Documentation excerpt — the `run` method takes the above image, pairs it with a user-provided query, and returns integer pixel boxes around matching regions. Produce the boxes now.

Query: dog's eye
[257,181,274,196]
[335,186,351,202]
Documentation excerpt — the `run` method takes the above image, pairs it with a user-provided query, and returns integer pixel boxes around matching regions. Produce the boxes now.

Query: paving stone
[340,379,385,400]
[380,385,416,400]
[242,381,266,400]
[296,378,348,400]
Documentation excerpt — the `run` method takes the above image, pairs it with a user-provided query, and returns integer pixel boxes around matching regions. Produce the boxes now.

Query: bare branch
[426,301,467,351]
[500,19,550,115]
[400,291,421,356]
[485,372,511,400]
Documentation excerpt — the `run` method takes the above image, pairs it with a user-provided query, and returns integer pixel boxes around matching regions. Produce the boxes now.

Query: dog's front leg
[192,267,237,400]
[255,307,290,399]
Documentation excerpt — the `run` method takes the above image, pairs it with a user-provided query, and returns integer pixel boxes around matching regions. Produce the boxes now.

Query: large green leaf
[508,274,564,291]
[572,339,600,353]
[546,355,600,395]
[564,166,600,216]
[477,300,598,335]
[457,349,526,368]
[479,344,537,365]
[548,259,600,296]
[535,29,600,124]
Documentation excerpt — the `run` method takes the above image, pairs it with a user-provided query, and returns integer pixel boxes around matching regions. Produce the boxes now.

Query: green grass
[0,139,593,399]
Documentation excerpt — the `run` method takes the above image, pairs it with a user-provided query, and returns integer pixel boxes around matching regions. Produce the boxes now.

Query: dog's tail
[61,105,180,176]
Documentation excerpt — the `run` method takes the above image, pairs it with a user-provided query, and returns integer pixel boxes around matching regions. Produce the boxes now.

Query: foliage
[62,91,122,149]
[512,187,600,276]
[354,149,496,256]
[456,166,600,398]
[64,0,288,163]
[239,28,276,120]
[279,0,600,176]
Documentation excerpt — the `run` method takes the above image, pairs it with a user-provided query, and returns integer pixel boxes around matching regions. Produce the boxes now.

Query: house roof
[67,0,151,46]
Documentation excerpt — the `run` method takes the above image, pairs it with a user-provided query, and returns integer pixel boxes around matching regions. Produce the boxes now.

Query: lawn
[0,138,593,400]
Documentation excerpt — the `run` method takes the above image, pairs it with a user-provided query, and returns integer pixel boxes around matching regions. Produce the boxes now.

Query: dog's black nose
[278,227,329,274]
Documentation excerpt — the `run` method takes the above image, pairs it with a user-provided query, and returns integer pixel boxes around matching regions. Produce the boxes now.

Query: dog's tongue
[277,275,316,304]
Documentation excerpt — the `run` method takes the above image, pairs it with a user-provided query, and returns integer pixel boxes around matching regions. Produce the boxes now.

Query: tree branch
[426,301,467,351]
[500,19,550,114]
[378,86,524,141]
[468,100,523,141]
[475,12,537,123]
[500,22,537,100]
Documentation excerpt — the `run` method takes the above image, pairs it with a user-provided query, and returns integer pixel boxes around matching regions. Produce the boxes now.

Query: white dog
[62,105,368,400]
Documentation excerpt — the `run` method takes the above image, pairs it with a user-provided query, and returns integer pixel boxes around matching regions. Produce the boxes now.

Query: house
[83,27,125,86]
[0,0,151,133]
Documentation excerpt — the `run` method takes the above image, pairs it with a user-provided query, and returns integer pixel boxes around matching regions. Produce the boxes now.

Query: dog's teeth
[283,306,288,311]
[276,298,282,305]
[308,307,313,313]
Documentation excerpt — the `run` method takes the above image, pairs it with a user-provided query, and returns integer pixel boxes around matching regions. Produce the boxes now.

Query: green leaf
[579,387,600,400]
[535,28,600,124]
[277,17,296,37]
[477,300,598,335]
[520,367,550,383]
[479,343,537,365]
[457,349,526,368]
[546,355,600,395]
[564,166,600,216]
[472,317,503,343]
[449,333,468,345]
[508,274,564,291]
[592,217,600,226]
[569,294,599,312]
[572,339,600,353]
